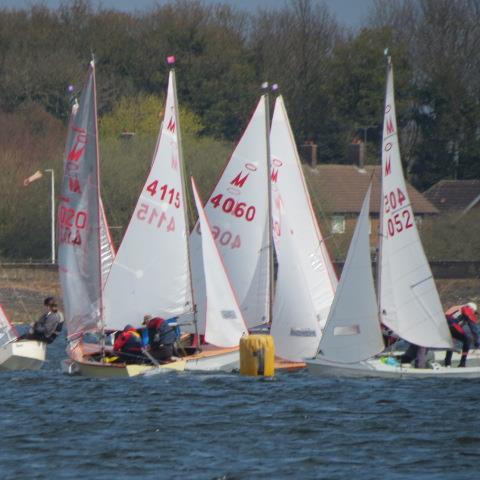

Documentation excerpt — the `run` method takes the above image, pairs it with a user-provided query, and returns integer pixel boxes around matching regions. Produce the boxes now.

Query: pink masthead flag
[23,170,43,186]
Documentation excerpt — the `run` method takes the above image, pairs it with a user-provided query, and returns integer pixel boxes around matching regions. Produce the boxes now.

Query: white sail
[103,70,193,330]
[189,97,269,331]
[99,198,115,289]
[0,305,18,346]
[191,178,247,347]
[58,61,103,337]
[317,184,385,363]
[269,96,337,360]
[379,59,452,349]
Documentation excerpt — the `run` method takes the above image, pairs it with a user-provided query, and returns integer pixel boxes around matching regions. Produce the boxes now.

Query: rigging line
[303,170,343,261]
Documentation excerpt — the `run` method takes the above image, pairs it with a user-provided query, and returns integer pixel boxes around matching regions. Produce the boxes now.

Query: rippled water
[1,336,479,480]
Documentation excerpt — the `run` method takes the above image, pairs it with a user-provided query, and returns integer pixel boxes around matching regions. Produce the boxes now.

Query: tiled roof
[424,179,480,212]
[304,164,438,215]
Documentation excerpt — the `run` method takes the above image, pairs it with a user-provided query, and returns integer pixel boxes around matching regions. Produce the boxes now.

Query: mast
[376,51,391,321]
[262,83,274,325]
[91,56,106,358]
[169,56,199,343]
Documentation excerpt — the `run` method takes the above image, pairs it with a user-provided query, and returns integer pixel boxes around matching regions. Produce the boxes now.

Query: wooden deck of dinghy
[274,357,306,371]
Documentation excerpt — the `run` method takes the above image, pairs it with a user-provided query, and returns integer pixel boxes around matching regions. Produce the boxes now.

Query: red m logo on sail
[230,172,249,188]
[67,143,85,162]
[271,169,279,183]
[167,117,176,133]
[385,157,391,176]
[68,176,81,193]
[386,117,395,135]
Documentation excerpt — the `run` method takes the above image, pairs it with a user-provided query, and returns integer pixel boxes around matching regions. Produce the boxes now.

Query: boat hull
[0,340,46,371]
[65,344,239,378]
[306,356,480,378]
[274,357,306,371]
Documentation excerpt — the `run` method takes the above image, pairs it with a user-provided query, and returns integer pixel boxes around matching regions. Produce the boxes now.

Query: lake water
[1,336,479,479]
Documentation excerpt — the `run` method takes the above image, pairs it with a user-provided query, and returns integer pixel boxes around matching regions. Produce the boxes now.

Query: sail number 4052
[210,194,255,221]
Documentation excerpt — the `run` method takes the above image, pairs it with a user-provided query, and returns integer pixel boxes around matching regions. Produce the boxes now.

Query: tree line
[1,0,480,260]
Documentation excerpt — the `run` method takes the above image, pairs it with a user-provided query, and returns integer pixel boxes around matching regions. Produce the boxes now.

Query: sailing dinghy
[0,304,46,371]
[269,96,338,369]
[60,60,244,377]
[306,57,480,378]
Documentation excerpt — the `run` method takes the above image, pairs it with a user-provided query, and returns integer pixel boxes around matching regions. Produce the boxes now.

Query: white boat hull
[0,340,46,371]
[306,356,480,379]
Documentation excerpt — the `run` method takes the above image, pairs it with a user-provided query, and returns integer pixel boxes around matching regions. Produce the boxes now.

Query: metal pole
[261,83,274,325]
[45,169,55,264]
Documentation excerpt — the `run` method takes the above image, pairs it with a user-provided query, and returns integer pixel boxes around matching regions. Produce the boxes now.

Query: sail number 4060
[210,194,255,221]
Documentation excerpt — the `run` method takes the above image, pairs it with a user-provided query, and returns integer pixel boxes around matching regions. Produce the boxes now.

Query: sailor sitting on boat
[444,302,480,368]
[20,297,64,344]
[146,316,178,362]
[113,325,144,364]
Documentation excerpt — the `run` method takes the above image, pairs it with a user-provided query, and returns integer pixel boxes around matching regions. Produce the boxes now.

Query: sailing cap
[467,302,478,313]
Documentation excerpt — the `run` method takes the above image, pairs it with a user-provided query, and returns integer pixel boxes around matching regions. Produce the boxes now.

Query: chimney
[300,140,318,167]
[348,138,365,170]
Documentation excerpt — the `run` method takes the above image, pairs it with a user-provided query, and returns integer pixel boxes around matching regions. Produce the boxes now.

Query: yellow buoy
[239,334,275,377]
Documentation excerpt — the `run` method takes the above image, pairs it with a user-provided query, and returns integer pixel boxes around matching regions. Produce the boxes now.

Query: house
[303,164,438,246]
[424,179,480,215]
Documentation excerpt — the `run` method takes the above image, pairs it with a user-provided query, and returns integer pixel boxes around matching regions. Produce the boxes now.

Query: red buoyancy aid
[114,328,143,353]
[445,305,478,335]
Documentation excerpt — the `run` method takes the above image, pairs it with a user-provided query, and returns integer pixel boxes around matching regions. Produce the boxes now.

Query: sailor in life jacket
[147,317,178,362]
[444,302,480,368]
[113,325,143,363]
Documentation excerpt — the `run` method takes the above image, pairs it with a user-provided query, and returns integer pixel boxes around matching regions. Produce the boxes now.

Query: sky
[0,0,374,29]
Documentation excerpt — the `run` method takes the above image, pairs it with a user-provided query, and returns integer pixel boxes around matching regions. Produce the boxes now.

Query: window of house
[331,215,345,234]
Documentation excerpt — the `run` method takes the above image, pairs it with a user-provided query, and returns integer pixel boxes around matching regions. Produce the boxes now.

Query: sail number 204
[384,187,413,237]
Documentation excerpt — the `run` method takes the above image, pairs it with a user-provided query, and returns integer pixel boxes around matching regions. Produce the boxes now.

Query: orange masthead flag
[23,170,43,186]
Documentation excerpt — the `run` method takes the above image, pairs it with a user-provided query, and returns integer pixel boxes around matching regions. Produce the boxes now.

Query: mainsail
[58,61,103,337]
[103,69,193,330]
[191,178,247,347]
[189,98,270,331]
[318,184,384,363]
[379,58,452,349]
[269,96,337,361]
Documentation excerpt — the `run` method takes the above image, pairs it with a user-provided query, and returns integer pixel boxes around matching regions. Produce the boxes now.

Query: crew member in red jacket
[444,302,480,368]
[113,325,143,363]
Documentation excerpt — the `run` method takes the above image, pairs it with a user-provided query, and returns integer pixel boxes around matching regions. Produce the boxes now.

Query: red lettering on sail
[271,169,279,183]
[171,153,178,170]
[67,143,86,162]
[230,172,249,188]
[68,176,81,194]
[385,157,391,176]
[386,117,395,135]
[167,117,175,133]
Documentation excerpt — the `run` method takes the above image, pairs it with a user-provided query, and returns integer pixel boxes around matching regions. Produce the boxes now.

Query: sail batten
[379,59,452,349]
